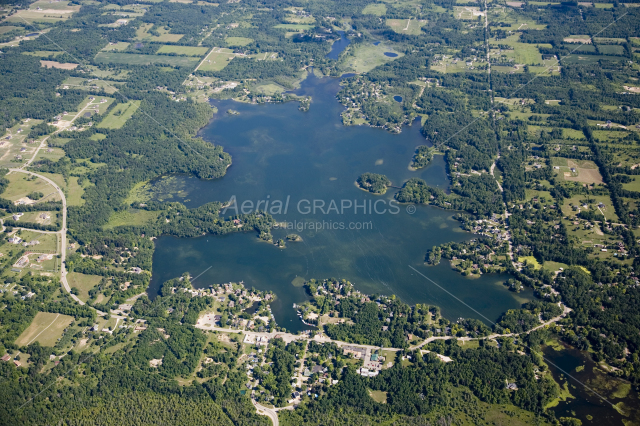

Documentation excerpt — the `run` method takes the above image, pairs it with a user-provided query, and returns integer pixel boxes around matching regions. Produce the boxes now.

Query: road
[252,400,279,426]
[8,168,77,305]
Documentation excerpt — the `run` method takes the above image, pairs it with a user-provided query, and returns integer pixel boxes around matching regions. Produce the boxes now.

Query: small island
[411,145,436,170]
[274,238,286,248]
[226,109,240,115]
[286,234,303,242]
[356,172,391,194]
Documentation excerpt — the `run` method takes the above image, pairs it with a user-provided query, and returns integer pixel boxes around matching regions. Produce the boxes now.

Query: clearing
[386,19,427,35]
[362,4,387,15]
[2,173,59,204]
[197,48,236,71]
[40,61,78,70]
[343,43,403,74]
[97,101,141,129]
[103,208,159,230]
[135,23,183,42]
[67,272,103,303]
[156,45,209,56]
[226,37,253,47]
[94,52,198,67]
[15,312,74,347]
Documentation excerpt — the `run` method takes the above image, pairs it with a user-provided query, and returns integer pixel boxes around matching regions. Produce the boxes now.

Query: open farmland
[156,45,209,56]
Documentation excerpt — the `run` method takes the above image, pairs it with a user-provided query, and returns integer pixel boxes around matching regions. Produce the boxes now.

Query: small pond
[384,52,398,57]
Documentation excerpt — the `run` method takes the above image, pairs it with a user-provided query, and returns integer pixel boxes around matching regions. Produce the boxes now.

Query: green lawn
[94,52,199,67]
[15,312,74,347]
[67,272,103,303]
[14,230,58,252]
[156,45,209,56]
[98,101,141,129]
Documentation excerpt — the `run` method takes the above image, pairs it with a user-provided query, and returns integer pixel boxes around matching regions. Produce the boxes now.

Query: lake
[149,73,533,332]
[326,31,350,60]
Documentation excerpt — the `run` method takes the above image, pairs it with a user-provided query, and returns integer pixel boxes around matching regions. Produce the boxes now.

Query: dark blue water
[373,41,381,46]
[26,33,39,37]
[384,52,398,58]
[326,31,350,60]
[394,96,403,103]
[150,74,533,332]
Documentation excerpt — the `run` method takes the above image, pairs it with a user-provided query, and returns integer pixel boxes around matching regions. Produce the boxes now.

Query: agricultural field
[23,50,64,57]
[490,34,552,65]
[156,45,208,56]
[15,312,74,347]
[386,19,427,35]
[94,52,199,67]
[598,45,625,55]
[562,54,623,64]
[97,101,141,129]
[342,43,404,74]
[60,77,122,94]
[67,272,103,302]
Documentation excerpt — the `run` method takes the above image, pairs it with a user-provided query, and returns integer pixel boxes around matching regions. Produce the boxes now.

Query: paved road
[8,168,78,305]
[252,400,279,426]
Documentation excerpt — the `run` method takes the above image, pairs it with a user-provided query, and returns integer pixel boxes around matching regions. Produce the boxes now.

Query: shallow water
[543,342,640,424]
[149,74,533,332]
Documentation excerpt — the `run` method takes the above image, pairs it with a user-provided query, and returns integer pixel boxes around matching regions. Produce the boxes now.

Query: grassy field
[368,389,387,403]
[101,42,130,51]
[97,101,141,129]
[622,177,640,192]
[103,209,158,230]
[23,50,64,57]
[33,146,66,163]
[94,52,198,67]
[156,45,209,56]
[136,23,183,42]
[198,49,235,71]
[562,55,623,64]
[0,26,18,34]
[362,3,387,15]
[518,256,541,269]
[15,230,58,252]
[226,37,253,47]
[39,173,86,206]
[15,312,74,347]
[253,83,286,95]
[453,6,485,19]
[274,23,314,30]
[3,173,58,203]
[561,194,618,222]
[598,45,625,55]
[343,43,404,73]
[67,272,102,302]
[386,19,426,35]
[492,34,551,64]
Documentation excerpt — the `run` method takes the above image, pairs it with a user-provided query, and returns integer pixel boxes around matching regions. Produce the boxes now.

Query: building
[1,354,11,362]
[343,345,367,359]
[8,236,22,244]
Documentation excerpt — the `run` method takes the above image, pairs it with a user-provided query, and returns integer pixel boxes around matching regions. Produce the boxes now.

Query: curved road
[8,168,80,305]
[252,400,279,426]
